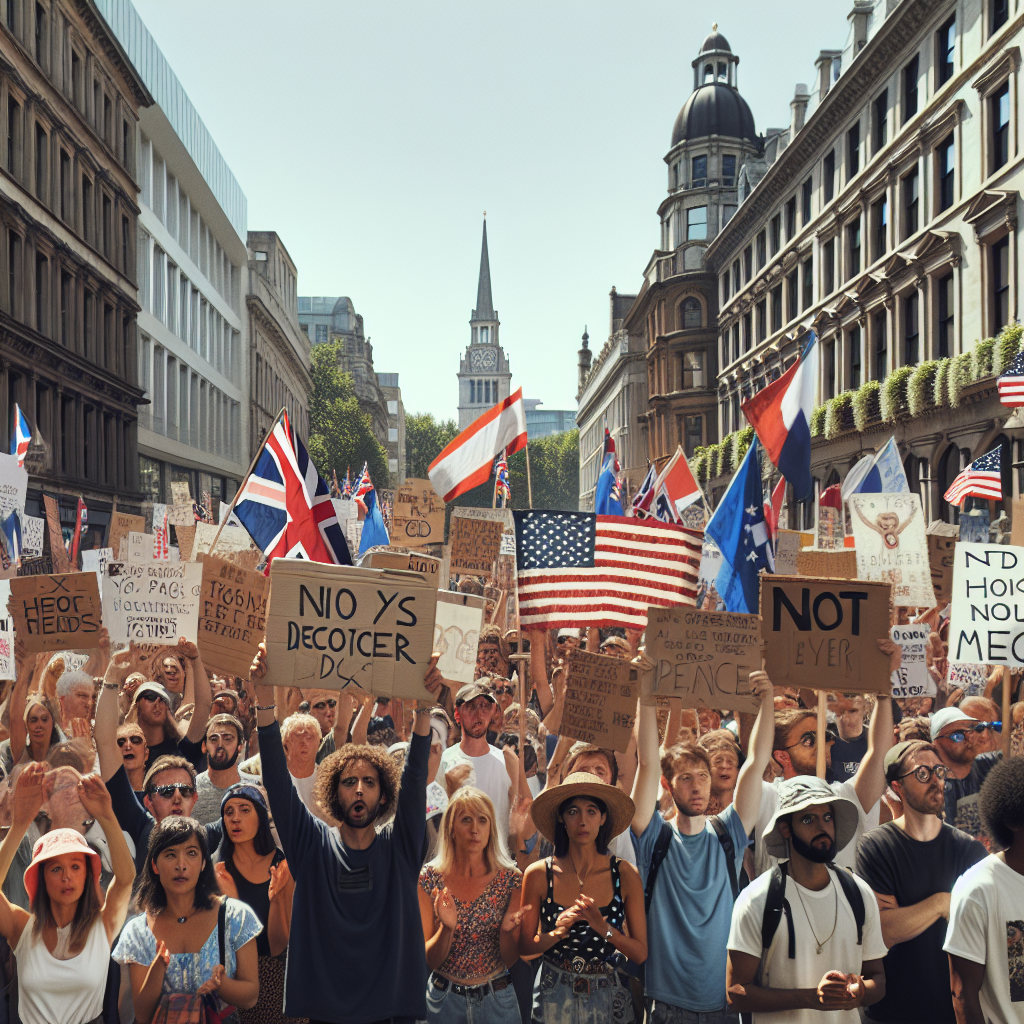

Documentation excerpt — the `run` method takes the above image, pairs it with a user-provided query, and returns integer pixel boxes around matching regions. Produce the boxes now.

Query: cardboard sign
[775,531,802,575]
[561,648,637,753]
[101,561,202,644]
[890,623,933,699]
[760,574,893,694]
[434,590,485,685]
[0,580,13,678]
[393,479,445,549]
[42,495,73,573]
[192,522,256,559]
[928,530,958,605]
[19,514,43,557]
[81,547,113,589]
[1012,499,1024,547]
[949,542,1024,666]
[108,513,144,558]
[850,493,932,606]
[197,553,267,679]
[170,482,191,506]
[445,508,518,630]
[948,660,990,697]
[363,548,441,584]
[175,525,196,562]
[263,559,437,698]
[646,606,762,713]
[449,517,505,575]
[796,548,858,579]
[167,503,195,527]
[10,572,102,651]
[0,454,27,521]
[817,505,843,550]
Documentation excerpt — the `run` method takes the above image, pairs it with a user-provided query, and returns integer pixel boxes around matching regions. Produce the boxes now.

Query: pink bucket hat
[23,828,103,906]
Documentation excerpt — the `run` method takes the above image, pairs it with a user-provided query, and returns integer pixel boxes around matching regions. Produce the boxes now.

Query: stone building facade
[246,230,310,455]
[0,0,152,538]
[703,0,1023,527]
[378,372,405,483]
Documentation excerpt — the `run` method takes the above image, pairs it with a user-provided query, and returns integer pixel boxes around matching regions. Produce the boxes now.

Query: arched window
[480,326,489,344]
[703,63,714,84]
[717,62,727,80]
[682,297,702,328]
[939,444,967,523]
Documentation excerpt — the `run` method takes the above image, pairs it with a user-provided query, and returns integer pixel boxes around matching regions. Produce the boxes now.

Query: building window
[756,232,766,269]
[34,122,46,201]
[902,168,919,238]
[903,54,919,124]
[388,427,398,443]
[802,176,812,223]
[35,251,46,334]
[991,82,1010,172]
[722,154,736,185]
[682,297,702,328]
[874,310,887,380]
[743,245,753,281]
[59,150,69,221]
[682,351,705,388]
[872,196,887,261]
[993,235,1010,328]
[314,324,328,344]
[937,15,956,86]
[847,123,860,179]
[60,270,70,346]
[873,89,888,152]
[992,0,1009,35]
[721,274,730,304]
[938,133,955,211]
[938,272,954,357]
[770,214,781,255]
[903,292,919,365]
[732,259,741,293]
[771,284,783,332]
[846,220,861,281]
[787,270,798,321]
[824,149,836,202]
[743,312,752,352]
[7,232,18,317]
[850,326,862,389]
[7,98,19,176]
[691,154,707,186]
[824,238,836,294]
[785,197,796,239]
[484,380,491,403]
[731,322,740,361]
[81,175,92,243]
[687,206,707,240]
[802,256,813,310]
[824,339,836,399]
[685,415,703,456]
[33,2,44,66]
[756,299,767,342]
[469,380,475,403]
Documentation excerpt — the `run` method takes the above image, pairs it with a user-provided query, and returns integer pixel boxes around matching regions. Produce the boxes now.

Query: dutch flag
[10,404,30,469]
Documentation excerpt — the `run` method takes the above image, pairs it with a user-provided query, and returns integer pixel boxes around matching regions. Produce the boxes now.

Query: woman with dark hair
[0,763,134,1024]
[519,773,647,1023]
[114,816,260,1023]
[213,785,298,1023]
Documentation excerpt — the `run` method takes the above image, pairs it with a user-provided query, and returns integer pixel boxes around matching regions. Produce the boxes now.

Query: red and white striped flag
[943,447,1002,506]
[153,509,169,560]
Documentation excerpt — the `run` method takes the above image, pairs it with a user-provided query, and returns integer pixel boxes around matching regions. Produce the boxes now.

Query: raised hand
[12,762,47,828]
[509,793,532,841]
[876,638,902,674]
[176,639,198,661]
[432,886,458,931]
[196,963,225,997]
[747,670,774,704]
[501,902,532,934]
[250,643,267,682]
[268,859,292,902]
[69,717,92,741]
[213,862,238,900]
[444,763,473,796]
[77,774,114,821]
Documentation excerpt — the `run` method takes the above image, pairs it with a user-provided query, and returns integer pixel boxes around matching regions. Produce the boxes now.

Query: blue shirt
[632,805,747,1012]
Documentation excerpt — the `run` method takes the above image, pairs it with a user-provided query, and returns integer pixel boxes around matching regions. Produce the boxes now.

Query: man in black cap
[855,740,987,1024]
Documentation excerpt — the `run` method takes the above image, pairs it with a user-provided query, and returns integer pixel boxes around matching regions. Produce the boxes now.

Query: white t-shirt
[439,743,511,837]
[290,767,336,825]
[944,854,1024,1023]
[728,865,887,1024]
[754,777,874,877]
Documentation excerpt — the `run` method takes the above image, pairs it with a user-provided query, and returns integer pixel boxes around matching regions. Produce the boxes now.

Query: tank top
[224,849,284,958]
[14,914,109,1024]
[539,856,625,967]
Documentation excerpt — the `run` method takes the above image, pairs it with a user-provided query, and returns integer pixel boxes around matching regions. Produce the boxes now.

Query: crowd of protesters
[0,602,1018,1024]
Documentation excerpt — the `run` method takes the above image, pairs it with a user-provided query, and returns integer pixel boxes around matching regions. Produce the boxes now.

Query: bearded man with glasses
[855,740,987,1024]
[931,707,1003,841]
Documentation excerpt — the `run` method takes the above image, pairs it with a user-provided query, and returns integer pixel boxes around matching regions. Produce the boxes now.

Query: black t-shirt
[855,821,988,1023]
[145,734,206,774]
[943,751,1000,842]
[830,730,868,783]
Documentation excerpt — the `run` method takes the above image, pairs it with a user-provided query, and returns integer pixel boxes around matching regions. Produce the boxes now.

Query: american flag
[943,447,1003,506]
[513,510,701,630]
[998,350,1024,406]
[493,450,511,505]
[153,509,169,560]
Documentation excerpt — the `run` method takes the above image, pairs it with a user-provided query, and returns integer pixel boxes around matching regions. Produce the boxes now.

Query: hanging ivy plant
[948,350,973,407]
[971,337,994,381]
[824,392,853,439]
[994,321,1024,375]
[810,405,826,437]
[932,359,950,409]
[881,366,914,423]
[907,361,940,417]
[852,381,881,432]
[692,446,709,482]
[732,426,754,467]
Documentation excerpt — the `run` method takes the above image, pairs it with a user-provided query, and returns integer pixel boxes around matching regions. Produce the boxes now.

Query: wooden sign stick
[816,694,827,780]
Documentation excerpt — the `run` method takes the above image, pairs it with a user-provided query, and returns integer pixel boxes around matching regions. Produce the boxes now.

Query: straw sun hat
[530,772,635,844]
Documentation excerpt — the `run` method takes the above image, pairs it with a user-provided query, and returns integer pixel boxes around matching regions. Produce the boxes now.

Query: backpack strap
[217,899,227,967]
[830,864,865,946]
[643,820,673,916]
[709,816,738,901]
[761,862,796,960]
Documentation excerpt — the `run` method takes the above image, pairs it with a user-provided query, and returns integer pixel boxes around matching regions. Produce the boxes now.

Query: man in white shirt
[282,712,336,824]
[945,756,1024,1024]
[727,775,888,1022]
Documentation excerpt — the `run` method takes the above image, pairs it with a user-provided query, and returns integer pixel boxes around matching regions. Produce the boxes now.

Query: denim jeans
[532,961,634,1024]
[425,972,520,1024]
[644,999,738,1024]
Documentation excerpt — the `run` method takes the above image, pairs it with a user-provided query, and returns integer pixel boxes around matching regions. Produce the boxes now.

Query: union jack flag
[354,463,372,502]
[493,450,511,505]
[233,412,352,570]
[341,468,353,500]
[631,463,657,518]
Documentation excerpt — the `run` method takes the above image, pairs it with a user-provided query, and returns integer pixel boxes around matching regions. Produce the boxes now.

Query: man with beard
[855,741,986,1024]
[191,714,260,824]
[305,687,338,737]
[630,665,775,1024]
[931,707,1001,841]
[251,642,443,1024]
[727,776,888,1021]
[474,623,509,679]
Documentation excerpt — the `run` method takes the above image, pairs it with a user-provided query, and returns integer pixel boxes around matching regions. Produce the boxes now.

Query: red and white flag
[652,446,702,523]
[429,388,528,503]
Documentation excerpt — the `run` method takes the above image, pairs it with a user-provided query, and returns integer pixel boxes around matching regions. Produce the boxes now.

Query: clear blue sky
[131,0,852,423]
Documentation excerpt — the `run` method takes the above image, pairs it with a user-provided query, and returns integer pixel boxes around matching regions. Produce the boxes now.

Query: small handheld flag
[943,448,1002,506]
[10,404,30,469]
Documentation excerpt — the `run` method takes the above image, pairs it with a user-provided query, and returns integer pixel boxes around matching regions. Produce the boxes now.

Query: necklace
[792,875,838,955]
[569,855,589,890]
[165,906,196,925]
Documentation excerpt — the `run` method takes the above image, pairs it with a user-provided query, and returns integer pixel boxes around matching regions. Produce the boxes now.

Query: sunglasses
[147,783,195,799]
[972,721,1002,733]
[556,636,578,644]
[491,686,514,696]
[117,735,144,747]
[313,699,338,710]
[897,764,951,784]
[138,692,164,703]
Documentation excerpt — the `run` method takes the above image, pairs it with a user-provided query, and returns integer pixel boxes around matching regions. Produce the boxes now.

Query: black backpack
[643,816,739,914]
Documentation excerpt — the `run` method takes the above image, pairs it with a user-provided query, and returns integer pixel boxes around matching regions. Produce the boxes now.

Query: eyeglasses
[972,721,1002,733]
[556,636,577,644]
[897,764,952,784]
[148,783,195,799]
[312,699,337,710]
[138,692,164,703]
[117,736,144,747]
[784,732,818,750]
[491,686,514,696]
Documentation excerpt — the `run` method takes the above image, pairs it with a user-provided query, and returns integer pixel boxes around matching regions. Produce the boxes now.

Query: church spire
[472,217,495,322]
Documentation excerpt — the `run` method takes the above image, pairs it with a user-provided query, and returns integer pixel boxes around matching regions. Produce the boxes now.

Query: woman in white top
[0,762,134,1024]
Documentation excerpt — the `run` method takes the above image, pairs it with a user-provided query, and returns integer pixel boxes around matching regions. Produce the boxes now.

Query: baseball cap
[930,707,975,740]
[133,682,172,706]
[454,682,497,706]
[884,739,926,784]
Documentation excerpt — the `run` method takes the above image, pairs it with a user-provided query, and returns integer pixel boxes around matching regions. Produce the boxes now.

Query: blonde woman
[418,786,529,1023]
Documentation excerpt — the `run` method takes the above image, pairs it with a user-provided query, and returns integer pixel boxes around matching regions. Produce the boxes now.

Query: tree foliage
[404,412,459,480]
[307,340,389,488]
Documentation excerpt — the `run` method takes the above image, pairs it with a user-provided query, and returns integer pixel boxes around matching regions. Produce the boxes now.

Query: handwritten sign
[10,572,102,652]
[646,607,762,713]
[167,503,195,527]
[0,580,13,678]
[170,482,191,506]
[363,548,441,584]
[393,479,445,549]
[81,547,113,589]
[446,508,518,630]
[775,531,802,575]
[42,495,73,573]
[449,517,505,575]
[175,525,195,562]
[850,493,932,606]
[0,454,27,521]
[927,526,958,605]
[108,513,144,558]
[101,561,202,645]
[19,514,43,557]
[817,505,843,550]
[435,590,485,685]
[561,648,636,752]
[949,543,1024,666]
[796,548,858,579]
[890,624,933,699]
[263,559,437,699]
[760,574,892,694]
[192,522,256,558]
[197,554,267,679]
[949,660,990,697]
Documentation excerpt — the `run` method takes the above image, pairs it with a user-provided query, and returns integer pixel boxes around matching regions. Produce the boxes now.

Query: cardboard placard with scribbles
[850,493,932,606]
[393,479,445,549]
[434,590,485,685]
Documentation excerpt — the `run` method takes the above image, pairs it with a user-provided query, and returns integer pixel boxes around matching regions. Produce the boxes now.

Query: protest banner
[445,508,518,629]
[775,530,803,575]
[890,623,933,699]
[393,479,445,549]
[263,559,437,698]
[101,561,202,645]
[10,572,102,651]
[123,532,154,562]
[19,514,43,557]
[795,548,858,579]
[449,517,505,575]
[646,606,762,713]
[561,648,636,752]
[760,574,893,694]
[949,542,1024,667]
[434,590,486,685]
[0,580,13,678]
[927,522,959,605]
[850,493,932,606]
[108,513,145,559]
[197,553,267,678]
[167,503,195,527]
[42,495,73,573]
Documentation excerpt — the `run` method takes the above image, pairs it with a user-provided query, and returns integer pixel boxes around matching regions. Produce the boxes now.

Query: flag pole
[525,445,533,509]
[206,407,287,558]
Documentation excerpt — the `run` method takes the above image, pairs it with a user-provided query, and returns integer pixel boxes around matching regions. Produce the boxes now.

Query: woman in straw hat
[519,772,647,1023]
[0,762,135,1024]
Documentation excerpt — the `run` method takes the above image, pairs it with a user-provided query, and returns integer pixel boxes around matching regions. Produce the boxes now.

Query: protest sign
[435,590,485,685]
[959,509,989,543]
[760,574,892,694]
[927,523,958,605]
[795,548,858,579]
[0,580,13,678]
[175,525,196,561]
[1012,499,1024,546]
[850,493,932,606]
[108,514,144,559]
[192,522,255,558]
[561,648,636,752]
[817,505,843,550]
[167,503,195,527]
[263,559,437,699]
[449,517,505,575]
[646,606,762,713]
[775,530,802,575]
[81,547,113,589]
[16,555,53,576]
[170,482,191,506]
[948,660,990,697]
[197,553,267,679]
[890,623,933,698]
[10,572,102,651]
[363,549,441,584]
[0,454,27,521]
[123,532,154,562]
[42,495,73,573]
[696,535,724,610]
[445,507,518,630]
[101,561,202,645]
[19,514,43,557]
[393,479,445,549]
[949,542,1024,667]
